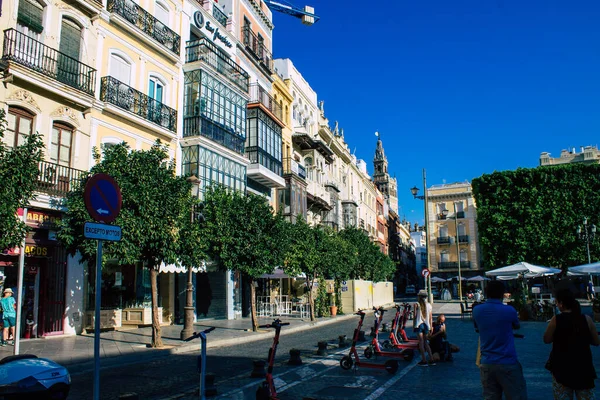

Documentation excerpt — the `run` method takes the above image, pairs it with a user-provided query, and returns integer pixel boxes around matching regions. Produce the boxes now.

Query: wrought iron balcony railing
[2,29,96,96]
[37,160,85,197]
[107,0,180,56]
[437,236,451,245]
[282,157,306,179]
[438,261,471,269]
[183,115,245,154]
[246,146,282,176]
[456,211,465,219]
[458,235,469,243]
[100,76,177,132]
[212,3,228,27]
[186,38,249,93]
[249,83,282,122]
[242,25,273,73]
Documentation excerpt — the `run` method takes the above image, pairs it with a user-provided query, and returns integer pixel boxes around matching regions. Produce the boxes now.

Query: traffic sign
[84,222,122,241]
[84,174,122,223]
[421,268,430,278]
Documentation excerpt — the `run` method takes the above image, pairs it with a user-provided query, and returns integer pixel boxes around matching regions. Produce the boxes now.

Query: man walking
[473,280,527,400]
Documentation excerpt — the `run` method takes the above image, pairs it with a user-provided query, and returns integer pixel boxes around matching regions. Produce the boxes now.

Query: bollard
[251,360,266,378]
[317,341,328,356]
[205,373,218,397]
[358,330,366,341]
[369,327,376,337]
[288,349,303,365]
[381,323,389,333]
[338,335,347,348]
[118,394,139,400]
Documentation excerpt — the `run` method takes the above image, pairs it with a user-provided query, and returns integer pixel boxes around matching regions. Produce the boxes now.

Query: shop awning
[159,260,206,274]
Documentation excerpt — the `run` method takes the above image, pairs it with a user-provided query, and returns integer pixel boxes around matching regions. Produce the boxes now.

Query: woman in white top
[414,289,435,366]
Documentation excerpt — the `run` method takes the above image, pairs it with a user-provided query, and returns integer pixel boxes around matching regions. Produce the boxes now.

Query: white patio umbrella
[568,261,600,276]
[485,261,561,278]
[467,276,491,282]
[446,276,467,281]
[430,276,446,283]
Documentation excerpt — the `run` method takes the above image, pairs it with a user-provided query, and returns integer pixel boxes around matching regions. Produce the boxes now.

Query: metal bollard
[317,341,328,356]
[251,360,266,378]
[205,373,218,397]
[338,335,348,348]
[288,349,303,365]
[358,330,366,341]
[381,323,389,333]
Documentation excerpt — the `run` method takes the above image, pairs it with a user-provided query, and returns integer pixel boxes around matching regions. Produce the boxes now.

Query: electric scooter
[364,307,415,361]
[395,303,422,343]
[256,319,290,400]
[388,303,420,346]
[340,310,399,374]
[184,326,216,400]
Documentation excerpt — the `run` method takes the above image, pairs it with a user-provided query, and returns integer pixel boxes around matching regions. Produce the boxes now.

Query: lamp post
[577,217,596,265]
[181,175,203,340]
[410,168,433,305]
[442,202,463,301]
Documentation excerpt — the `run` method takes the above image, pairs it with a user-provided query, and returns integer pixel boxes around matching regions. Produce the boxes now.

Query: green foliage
[334,279,343,313]
[338,227,395,281]
[58,141,197,347]
[472,164,600,270]
[0,109,44,250]
[315,275,329,317]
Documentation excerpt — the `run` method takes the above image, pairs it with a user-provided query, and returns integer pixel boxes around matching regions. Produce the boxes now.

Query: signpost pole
[14,207,27,356]
[93,239,103,400]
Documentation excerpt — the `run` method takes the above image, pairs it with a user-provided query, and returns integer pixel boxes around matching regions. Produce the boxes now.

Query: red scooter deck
[364,307,415,361]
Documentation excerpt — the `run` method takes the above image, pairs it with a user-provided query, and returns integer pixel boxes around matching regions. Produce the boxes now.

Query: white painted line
[362,358,419,400]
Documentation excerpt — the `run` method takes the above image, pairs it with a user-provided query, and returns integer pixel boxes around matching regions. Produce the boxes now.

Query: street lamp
[181,175,203,340]
[577,217,596,264]
[410,168,433,305]
[442,203,463,301]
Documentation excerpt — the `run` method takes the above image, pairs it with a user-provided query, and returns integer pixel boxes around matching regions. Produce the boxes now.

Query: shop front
[0,208,69,338]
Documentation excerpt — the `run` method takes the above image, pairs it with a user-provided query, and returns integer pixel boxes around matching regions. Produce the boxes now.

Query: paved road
[67,304,600,400]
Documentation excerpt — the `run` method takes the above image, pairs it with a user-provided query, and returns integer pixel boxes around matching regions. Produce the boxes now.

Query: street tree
[0,109,44,250]
[58,141,195,347]
[202,185,286,332]
[339,227,381,280]
[472,163,600,270]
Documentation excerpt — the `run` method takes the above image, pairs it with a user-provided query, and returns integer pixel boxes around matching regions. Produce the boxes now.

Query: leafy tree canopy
[0,109,44,250]
[472,163,600,270]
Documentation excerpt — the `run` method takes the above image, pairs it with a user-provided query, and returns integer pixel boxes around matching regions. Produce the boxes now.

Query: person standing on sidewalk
[473,280,527,400]
[1,288,16,346]
[544,287,599,399]
[413,289,435,366]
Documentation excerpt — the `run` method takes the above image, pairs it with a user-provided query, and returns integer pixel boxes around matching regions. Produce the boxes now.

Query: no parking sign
[421,268,430,279]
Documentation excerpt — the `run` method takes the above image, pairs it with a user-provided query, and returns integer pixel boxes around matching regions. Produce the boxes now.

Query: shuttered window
[59,19,81,61]
[17,0,44,34]
[155,2,169,26]
[110,54,131,85]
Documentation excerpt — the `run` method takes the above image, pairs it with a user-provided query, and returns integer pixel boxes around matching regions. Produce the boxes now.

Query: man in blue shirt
[473,280,527,400]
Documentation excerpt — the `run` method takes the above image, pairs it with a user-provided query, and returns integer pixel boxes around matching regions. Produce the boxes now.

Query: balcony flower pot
[330,305,338,317]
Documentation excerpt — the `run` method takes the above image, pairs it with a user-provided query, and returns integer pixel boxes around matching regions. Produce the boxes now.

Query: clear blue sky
[271,0,600,224]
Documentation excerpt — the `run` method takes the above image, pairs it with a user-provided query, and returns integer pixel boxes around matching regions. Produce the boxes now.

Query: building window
[58,18,83,87]
[457,223,466,237]
[5,107,34,148]
[50,123,73,166]
[438,225,448,238]
[148,76,165,124]
[110,53,132,85]
[440,252,449,263]
[182,145,246,196]
[246,108,282,175]
[460,250,468,263]
[155,1,169,26]
[17,0,44,37]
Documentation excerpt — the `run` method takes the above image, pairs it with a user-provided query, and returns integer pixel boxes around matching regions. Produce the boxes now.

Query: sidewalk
[0,311,360,373]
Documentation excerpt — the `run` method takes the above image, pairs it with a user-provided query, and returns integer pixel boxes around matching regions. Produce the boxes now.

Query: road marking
[362,358,418,400]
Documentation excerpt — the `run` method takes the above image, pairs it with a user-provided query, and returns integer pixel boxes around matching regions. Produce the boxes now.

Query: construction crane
[262,0,320,25]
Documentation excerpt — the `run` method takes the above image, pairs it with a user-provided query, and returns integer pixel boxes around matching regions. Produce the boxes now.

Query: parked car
[405,285,416,295]
[0,354,70,400]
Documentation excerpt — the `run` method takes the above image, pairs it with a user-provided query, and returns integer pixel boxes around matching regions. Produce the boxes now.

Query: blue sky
[271,0,600,223]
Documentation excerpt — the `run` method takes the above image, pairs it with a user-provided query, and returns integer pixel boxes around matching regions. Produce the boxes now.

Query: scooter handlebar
[183,327,215,342]
[203,327,216,334]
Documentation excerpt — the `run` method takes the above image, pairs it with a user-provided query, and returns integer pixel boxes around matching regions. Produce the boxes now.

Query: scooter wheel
[256,383,270,400]
[403,349,415,362]
[382,340,392,349]
[364,346,373,359]
[385,359,399,374]
[340,355,353,370]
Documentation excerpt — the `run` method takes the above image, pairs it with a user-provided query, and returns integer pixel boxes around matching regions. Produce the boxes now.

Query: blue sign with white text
[84,222,122,242]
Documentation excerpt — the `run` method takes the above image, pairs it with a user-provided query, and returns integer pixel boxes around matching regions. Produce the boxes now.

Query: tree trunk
[150,266,163,348]
[308,273,316,321]
[250,277,258,332]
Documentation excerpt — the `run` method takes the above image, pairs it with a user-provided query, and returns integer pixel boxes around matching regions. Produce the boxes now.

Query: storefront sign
[23,209,61,229]
[84,222,122,242]
[193,11,233,48]
[25,245,49,256]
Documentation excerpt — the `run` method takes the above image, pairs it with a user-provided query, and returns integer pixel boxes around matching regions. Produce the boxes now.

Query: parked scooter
[340,310,399,374]
[395,303,421,343]
[385,304,420,351]
[256,319,289,400]
[184,327,216,400]
[364,307,415,361]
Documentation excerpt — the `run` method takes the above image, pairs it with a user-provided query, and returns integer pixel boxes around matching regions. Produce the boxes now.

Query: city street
[61,302,600,400]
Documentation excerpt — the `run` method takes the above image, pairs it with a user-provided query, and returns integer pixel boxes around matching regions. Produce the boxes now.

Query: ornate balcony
[212,4,228,27]
[186,38,249,93]
[36,160,85,197]
[437,236,451,245]
[100,76,177,133]
[183,115,245,154]
[249,83,282,123]
[456,211,465,218]
[2,29,96,96]
[458,235,469,243]
[282,157,306,179]
[438,261,471,270]
[242,25,273,73]
[107,0,180,56]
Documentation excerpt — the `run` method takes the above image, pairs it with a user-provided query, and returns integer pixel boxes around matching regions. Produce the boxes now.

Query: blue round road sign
[84,174,122,223]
